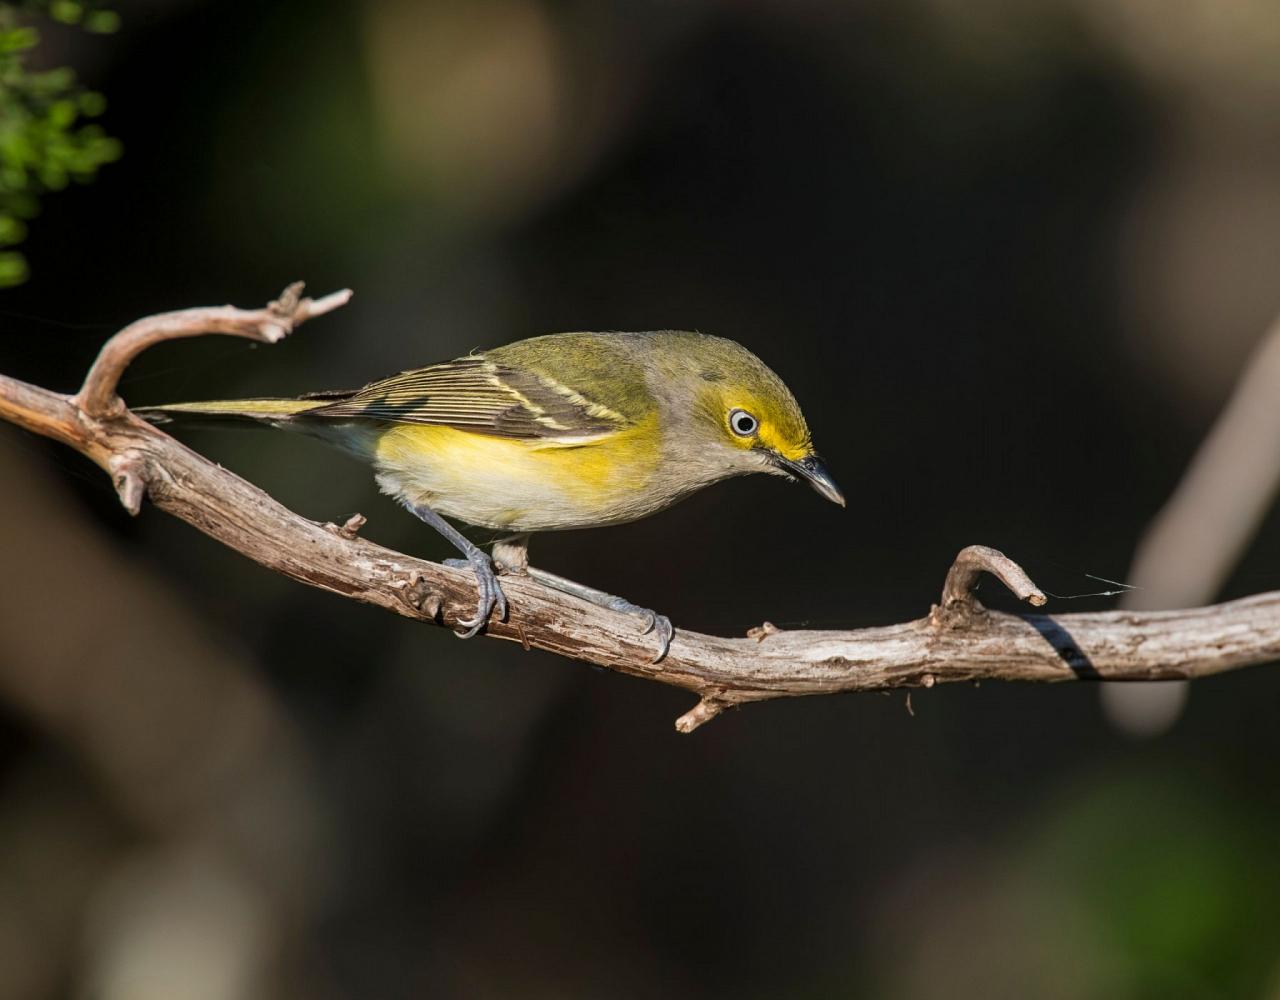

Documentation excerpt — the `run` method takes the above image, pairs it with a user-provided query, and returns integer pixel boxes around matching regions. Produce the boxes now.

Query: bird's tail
[135,396,337,427]
[136,394,381,459]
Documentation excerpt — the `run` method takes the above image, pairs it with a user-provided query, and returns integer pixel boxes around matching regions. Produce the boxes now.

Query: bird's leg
[523,563,674,664]
[402,501,508,638]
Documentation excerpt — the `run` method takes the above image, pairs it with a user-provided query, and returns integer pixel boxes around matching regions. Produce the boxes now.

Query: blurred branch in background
[0,0,121,286]
[4,287,1280,738]
[1105,310,1280,736]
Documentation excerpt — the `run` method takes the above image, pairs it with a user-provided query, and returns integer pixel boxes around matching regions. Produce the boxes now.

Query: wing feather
[301,356,628,440]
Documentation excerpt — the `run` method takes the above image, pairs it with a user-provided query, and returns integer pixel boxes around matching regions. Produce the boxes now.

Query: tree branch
[3,286,1279,733]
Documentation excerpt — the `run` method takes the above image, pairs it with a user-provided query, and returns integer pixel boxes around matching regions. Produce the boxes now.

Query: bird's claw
[444,555,509,638]
[606,597,674,663]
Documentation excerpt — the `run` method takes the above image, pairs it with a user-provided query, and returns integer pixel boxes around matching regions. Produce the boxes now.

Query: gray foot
[606,597,675,664]
[524,565,673,663]
[443,554,509,638]
[401,500,508,638]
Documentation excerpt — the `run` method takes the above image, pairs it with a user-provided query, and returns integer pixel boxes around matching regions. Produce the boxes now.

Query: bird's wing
[301,356,631,440]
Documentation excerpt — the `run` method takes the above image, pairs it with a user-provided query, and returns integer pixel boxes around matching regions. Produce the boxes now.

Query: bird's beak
[775,453,845,507]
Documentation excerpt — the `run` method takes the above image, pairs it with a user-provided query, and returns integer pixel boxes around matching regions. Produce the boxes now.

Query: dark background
[3,1,1280,996]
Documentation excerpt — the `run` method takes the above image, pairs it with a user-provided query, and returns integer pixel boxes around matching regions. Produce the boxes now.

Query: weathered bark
[2,285,1277,732]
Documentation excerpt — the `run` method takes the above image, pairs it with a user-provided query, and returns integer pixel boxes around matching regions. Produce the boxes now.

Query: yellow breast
[371,417,665,532]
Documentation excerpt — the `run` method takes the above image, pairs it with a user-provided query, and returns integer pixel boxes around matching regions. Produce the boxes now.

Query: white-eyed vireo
[141,331,842,658]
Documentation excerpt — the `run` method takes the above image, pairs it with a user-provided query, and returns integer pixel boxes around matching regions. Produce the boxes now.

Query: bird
[139,330,843,660]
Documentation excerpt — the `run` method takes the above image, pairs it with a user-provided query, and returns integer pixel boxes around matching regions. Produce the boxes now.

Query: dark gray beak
[776,454,845,507]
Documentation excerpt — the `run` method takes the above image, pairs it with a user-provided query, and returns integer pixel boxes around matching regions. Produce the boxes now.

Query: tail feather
[136,395,380,460]
[136,397,333,426]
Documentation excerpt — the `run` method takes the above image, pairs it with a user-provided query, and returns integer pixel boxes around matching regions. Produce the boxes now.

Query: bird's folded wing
[302,356,630,440]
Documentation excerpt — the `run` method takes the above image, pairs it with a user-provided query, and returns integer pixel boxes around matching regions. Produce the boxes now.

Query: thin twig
[75,282,353,418]
[3,286,1279,733]
[935,544,1047,625]
[675,698,726,734]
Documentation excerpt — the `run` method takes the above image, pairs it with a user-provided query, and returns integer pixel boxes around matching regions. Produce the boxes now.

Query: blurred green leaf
[47,97,76,128]
[0,213,27,244]
[0,0,121,285]
[76,89,104,115]
[82,8,116,33]
[0,25,37,53]
[48,0,79,25]
[0,250,29,285]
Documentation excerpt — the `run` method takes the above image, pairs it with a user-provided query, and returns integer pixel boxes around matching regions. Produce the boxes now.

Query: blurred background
[2,0,1280,996]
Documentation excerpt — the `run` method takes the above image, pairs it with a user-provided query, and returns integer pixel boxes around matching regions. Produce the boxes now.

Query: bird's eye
[729,409,758,437]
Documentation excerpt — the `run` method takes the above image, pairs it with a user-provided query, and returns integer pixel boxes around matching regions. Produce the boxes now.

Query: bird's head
[669,335,845,507]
